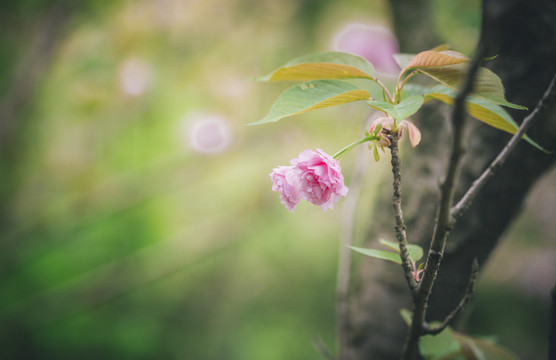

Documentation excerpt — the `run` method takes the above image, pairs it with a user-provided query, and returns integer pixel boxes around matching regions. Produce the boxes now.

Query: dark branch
[451,72,556,219]
[401,44,486,360]
[389,134,419,295]
[423,258,479,335]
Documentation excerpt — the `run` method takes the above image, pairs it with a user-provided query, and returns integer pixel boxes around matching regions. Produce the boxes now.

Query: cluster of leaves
[251,45,545,151]
[399,309,519,360]
[351,238,519,359]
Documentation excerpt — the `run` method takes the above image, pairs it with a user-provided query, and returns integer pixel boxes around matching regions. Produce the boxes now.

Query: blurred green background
[0,0,553,359]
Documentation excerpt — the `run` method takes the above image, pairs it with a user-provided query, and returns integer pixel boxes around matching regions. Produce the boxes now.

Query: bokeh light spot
[331,22,399,77]
[183,113,232,154]
[119,58,153,97]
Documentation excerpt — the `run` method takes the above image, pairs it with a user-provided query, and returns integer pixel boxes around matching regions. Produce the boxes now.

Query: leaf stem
[375,77,395,103]
[395,69,409,98]
[333,135,380,160]
[395,71,419,102]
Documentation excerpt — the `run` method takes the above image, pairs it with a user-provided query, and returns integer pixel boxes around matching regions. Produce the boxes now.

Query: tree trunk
[342,0,556,358]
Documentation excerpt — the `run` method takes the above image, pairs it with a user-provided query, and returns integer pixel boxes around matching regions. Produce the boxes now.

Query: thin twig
[401,44,486,360]
[389,134,419,294]
[423,258,479,335]
[451,72,556,219]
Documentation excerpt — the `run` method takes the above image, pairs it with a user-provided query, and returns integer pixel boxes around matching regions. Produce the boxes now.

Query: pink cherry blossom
[292,149,349,211]
[270,165,302,212]
[271,149,349,212]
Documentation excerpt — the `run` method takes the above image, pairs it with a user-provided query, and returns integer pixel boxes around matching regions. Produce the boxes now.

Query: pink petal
[406,121,421,147]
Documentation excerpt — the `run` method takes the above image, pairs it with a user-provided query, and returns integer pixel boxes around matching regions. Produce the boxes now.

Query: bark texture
[342,0,556,358]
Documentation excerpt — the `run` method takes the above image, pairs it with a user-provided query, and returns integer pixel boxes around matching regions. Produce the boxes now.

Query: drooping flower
[269,165,302,212]
[270,149,349,212]
[292,149,349,211]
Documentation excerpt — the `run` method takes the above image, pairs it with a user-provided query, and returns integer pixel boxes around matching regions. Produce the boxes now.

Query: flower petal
[405,121,421,147]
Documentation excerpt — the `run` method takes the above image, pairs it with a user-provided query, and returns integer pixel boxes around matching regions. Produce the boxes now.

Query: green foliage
[393,53,419,70]
[349,245,403,264]
[419,326,461,360]
[379,239,424,263]
[400,311,520,360]
[398,49,526,109]
[456,335,520,360]
[422,85,546,151]
[349,239,423,264]
[249,80,370,125]
[418,64,525,110]
[400,308,413,326]
[256,51,375,81]
[368,96,424,120]
[254,45,545,153]
[419,330,521,360]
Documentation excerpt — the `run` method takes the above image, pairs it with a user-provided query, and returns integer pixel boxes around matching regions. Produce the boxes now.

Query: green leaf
[367,96,424,120]
[400,308,412,326]
[407,244,424,263]
[455,334,520,360]
[393,53,416,71]
[398,48,525,110]
[379,239,424,262]
[420,327,462,360]
[367,100,396,118]
[257,51,376,82]
[348,245,401,264]
[394,96,424,119]
[249,80,370,125]
[379,239,400,252]
[406,50,470,69]
[373,143,380,161]
[400,83,430,98]
[417,63,526,110]
[425,85,547,152]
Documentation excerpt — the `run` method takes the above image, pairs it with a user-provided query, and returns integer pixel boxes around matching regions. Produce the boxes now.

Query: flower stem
[333,135,379,160]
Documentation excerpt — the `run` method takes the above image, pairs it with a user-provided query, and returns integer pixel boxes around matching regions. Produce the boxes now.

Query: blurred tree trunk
[0,2,77,233]
[0,3,87,359]
[342,0,556,359]
[0,2,76,149]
